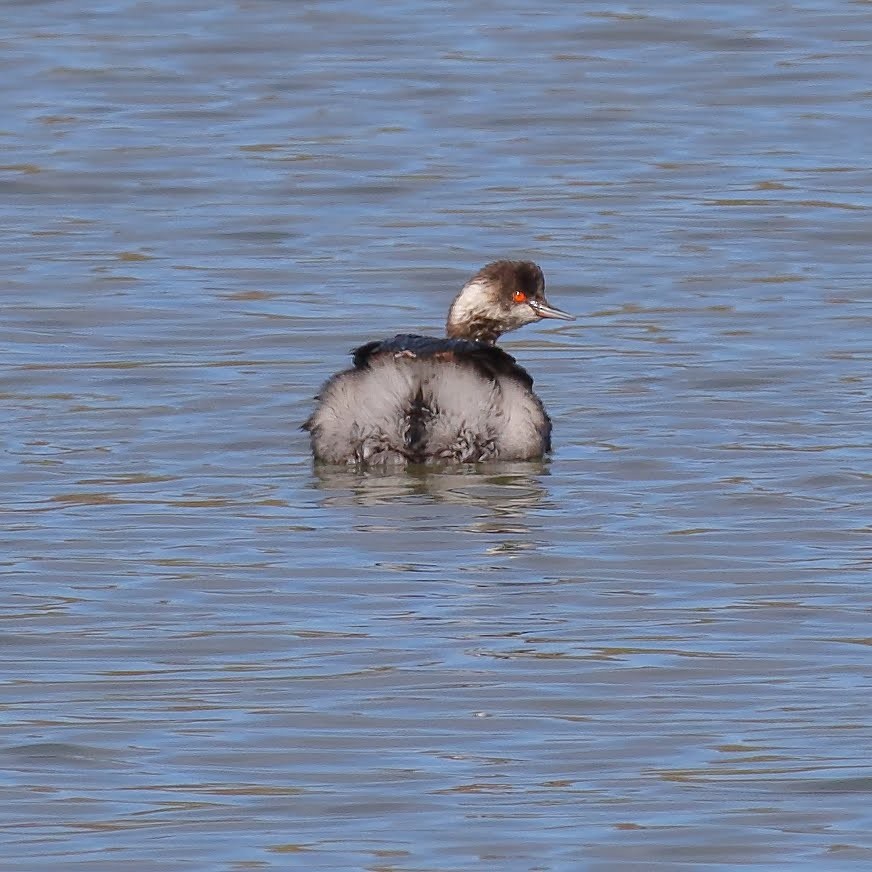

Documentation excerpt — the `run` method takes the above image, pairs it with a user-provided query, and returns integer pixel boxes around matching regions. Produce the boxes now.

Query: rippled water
[3,1,871,869]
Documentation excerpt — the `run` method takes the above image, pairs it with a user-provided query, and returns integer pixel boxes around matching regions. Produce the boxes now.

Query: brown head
[445,260,574,344]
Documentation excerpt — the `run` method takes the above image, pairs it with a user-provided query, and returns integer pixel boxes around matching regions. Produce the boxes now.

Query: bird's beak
[529,299,575,321]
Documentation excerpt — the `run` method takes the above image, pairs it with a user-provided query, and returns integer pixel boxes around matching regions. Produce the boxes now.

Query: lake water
[2,1,871,869]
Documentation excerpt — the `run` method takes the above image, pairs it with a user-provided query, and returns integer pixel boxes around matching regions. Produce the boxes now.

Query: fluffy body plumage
[304,261,573,465]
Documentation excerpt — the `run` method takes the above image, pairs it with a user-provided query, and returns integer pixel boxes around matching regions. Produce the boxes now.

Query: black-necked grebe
[304,260,574,464]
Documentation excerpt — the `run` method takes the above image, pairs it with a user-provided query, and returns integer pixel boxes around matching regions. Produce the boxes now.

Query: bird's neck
[446,318,502,345]
[446,280,503,344]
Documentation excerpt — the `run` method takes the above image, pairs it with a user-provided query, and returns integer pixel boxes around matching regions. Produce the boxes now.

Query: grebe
[304,260,574,465]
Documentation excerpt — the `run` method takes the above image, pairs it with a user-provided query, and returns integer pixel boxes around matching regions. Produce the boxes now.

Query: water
[2,1,871,869]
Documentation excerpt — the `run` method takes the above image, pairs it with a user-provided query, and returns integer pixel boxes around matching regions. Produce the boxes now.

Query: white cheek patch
[448,278,494,324]
[513,305,540,328]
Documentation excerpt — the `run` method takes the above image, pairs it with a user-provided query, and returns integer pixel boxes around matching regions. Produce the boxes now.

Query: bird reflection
[310,460,548,518]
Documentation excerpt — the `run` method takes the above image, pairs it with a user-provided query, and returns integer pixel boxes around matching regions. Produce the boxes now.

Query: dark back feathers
[351,333,535,389]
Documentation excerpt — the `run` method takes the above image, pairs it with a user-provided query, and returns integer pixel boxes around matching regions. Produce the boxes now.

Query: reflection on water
[3,0,872,869]
[312,461,548,511]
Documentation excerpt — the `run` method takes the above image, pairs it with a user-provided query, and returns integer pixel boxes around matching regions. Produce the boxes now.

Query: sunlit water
[2,1,871,869]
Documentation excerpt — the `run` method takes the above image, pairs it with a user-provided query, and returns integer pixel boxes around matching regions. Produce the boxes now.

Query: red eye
[513,290,527,303]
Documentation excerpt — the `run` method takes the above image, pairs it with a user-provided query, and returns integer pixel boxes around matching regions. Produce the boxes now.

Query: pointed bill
[529,299,575,321]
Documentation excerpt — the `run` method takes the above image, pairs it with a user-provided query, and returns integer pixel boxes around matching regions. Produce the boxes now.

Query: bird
[304,260,574,465]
